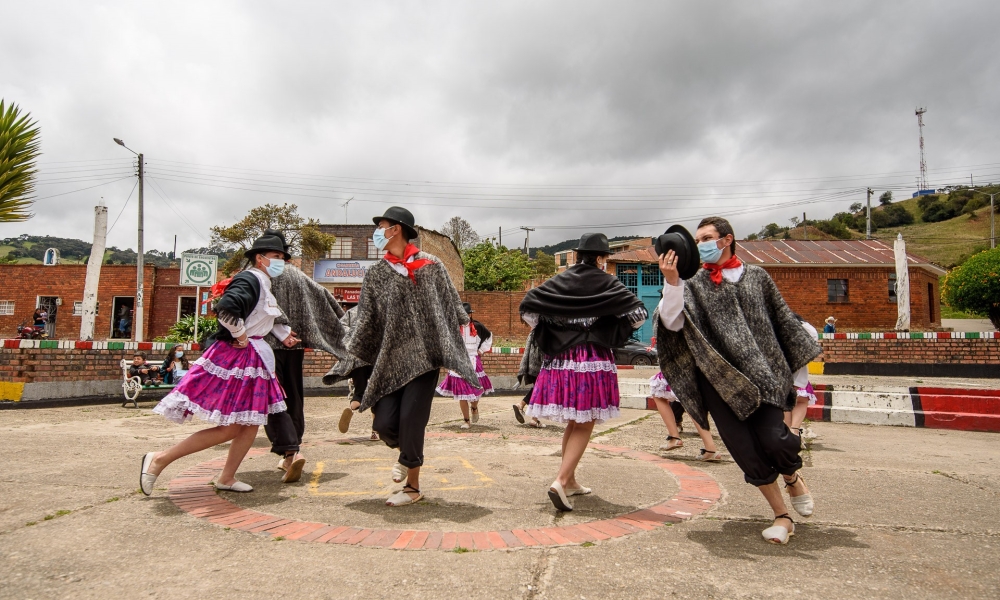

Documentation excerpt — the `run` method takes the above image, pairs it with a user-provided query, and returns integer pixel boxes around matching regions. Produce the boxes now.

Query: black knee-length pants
[372,370,438,469]
[264,348,305,456]
[697,369,801,486]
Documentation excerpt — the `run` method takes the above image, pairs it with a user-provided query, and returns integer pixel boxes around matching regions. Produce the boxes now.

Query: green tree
[463,241,534,291]
[0,100,41,222]
[532,250,556,279]
[210,203,336,274]
[941,248,1000,329]
[879,191,893,206]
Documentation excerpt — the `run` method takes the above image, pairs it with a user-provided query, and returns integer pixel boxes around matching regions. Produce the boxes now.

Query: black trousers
[697,369,801,486]
[265,348,306,456]
[371,370,438,469]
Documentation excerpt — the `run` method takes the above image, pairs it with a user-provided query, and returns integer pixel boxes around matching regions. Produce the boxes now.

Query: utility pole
[520,226,535,255]
[341,197,354,224]
[802,212,807,240]
[136,153,145,342]
[498,227,502,248]
[866,188,873,240]
[172,235,177,261]
[114,138,145,341]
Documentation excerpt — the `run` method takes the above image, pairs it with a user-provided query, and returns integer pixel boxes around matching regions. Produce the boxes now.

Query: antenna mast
[915,107,928,191]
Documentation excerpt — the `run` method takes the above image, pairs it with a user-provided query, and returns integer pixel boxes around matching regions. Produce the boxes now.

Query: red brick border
[165,433,721,550]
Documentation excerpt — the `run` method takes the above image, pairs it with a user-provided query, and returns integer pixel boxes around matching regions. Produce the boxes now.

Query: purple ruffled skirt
[796,382,818,406]
[153,340,286,426]
[437,355,494,401]
[649,371,677,401]
[525,343,620,424]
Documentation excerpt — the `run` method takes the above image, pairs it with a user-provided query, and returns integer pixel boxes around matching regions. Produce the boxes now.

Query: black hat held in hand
[244,229,292,261]
[574,232,611,254]
[654,225,700,280]
[373,206,419,240]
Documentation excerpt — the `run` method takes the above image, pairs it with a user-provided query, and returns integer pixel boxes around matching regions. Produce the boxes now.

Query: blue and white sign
[313,259,377,284]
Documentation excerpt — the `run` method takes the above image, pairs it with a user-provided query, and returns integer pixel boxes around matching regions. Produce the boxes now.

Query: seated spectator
[823,316,837,334]
[128,352,162,386]
[161,345,190,385]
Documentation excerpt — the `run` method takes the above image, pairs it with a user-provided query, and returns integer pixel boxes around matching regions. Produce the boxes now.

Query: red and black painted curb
[165,433,721,550]
[806,385,1000,432]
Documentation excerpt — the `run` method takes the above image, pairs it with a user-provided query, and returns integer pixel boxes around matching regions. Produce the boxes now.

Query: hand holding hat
[654,225,700,281]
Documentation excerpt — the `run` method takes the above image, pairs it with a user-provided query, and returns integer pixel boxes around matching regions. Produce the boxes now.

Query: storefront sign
[333,288,361,303]
[313,259,376,284]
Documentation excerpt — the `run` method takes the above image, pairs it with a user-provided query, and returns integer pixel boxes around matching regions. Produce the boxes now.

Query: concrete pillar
[80,205,108,341]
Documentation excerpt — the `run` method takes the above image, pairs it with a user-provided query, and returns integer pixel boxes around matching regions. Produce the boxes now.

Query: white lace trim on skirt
[796,387,818,406]
[195,356,275,381]
[153,391,287,426]
[541,359,617,373]
[524,403,620,425]
[649,377,676,400]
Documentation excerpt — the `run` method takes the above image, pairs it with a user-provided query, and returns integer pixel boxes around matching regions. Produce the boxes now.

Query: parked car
[614,340,656,366]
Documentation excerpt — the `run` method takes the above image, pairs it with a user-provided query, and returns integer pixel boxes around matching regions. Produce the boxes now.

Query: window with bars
[827,279,849,303]
[641,266,663,287]
[0,300,14,315]
[73,301,84,316]
[367,240,381,259]
[326,237,353,259]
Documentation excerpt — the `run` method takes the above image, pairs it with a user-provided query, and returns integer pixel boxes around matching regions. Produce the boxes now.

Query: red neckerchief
[703,255,743,285]
[467,321,477,338]
[384,243,434,284]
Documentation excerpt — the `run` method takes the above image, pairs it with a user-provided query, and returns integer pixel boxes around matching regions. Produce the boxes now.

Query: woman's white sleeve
[219,316,247,339]
[657,281,685,332]
[271,323,292,341]
[521,312,540,330]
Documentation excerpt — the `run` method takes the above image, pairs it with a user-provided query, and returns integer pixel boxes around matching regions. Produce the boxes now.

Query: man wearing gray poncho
[263,236,351,484]
[655,216,821,545]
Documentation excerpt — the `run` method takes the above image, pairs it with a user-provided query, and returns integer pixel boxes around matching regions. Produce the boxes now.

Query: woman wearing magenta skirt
[520,233,647,511]
[138,230,300,495]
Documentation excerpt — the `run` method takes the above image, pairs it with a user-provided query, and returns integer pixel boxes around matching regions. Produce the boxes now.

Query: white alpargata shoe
[786,473,814,517]
[762,514,795,544]
[140,452,157,496]
[214,480,253,492]
[391,462,408,484]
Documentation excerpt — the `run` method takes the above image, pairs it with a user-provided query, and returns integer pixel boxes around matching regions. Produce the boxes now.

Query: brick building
[554,237,651,273]
[0,264,166,341]
[606,239,946,340]
[303,223,464,305]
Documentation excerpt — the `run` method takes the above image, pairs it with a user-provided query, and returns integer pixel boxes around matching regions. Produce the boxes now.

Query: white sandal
[215,480,253,492]
[547,480,574,511]
[762,514,795,544]
[566,485,592,496]
[282,457,306,484]
[391,463,408,484]
[140,452,157,496]
[785,474,814,517]
[386,484,423,506]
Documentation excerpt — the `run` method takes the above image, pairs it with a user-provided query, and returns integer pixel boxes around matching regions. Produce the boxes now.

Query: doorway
[111,297,135,339]
[37,296,59,339]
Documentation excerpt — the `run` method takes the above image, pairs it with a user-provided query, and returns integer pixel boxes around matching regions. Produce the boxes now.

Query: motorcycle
[17,321,48,340]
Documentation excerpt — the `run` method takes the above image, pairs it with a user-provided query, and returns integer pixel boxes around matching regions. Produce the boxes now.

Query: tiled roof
[608,239,945,273]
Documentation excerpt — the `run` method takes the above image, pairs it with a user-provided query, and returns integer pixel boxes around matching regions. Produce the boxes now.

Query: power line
[107,180,139,234]
[144,177,211,243]
[33,176,134,202]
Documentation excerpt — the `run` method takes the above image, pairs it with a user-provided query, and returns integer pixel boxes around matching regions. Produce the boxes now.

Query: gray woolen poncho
[264,265,350,359]
[655,264,821,429]
[323,253,479,411]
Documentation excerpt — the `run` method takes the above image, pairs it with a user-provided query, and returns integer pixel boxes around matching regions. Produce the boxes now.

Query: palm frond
[0,99,42,222]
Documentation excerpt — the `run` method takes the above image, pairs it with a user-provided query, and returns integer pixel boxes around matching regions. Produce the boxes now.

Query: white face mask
[372,227,394,251]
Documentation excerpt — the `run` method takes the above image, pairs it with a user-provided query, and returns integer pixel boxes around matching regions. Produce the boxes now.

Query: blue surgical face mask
[698,239,724,264]
[264,257,285,278]
[372,227,394,251]
[175,351,184,358]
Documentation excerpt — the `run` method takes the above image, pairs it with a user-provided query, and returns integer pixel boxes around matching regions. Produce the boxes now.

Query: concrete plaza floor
[1,394,998,599]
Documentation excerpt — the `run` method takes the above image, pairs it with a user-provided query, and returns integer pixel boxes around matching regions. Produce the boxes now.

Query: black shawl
[520,263,645,356]
[471,319,491,349]
[205,271,260,347]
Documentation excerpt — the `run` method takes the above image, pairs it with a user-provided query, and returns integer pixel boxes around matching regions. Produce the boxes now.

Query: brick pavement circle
[165,432,722,550]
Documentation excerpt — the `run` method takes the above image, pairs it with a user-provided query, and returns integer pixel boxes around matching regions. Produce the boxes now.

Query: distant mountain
[529,235,642,256]
[0,235,231,267]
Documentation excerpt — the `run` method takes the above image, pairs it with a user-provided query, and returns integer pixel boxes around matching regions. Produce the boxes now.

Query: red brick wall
[0,265,158,341]
[148,268,199,340]
[481,352,522,376]
[819,337,1000,365]
[764,266,941,331]
[459,291,530,341]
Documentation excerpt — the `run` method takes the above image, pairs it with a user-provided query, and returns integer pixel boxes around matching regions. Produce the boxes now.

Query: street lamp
[970,189,997,249]
[113,138,145,341]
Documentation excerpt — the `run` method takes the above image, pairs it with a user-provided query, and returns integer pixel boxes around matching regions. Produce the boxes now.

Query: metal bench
[120,359,176,408]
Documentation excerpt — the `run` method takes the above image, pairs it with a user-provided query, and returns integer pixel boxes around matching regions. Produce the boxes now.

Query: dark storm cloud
[2,0,999,251]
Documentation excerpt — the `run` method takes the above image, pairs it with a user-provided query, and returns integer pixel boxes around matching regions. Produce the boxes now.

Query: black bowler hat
[462,302,474,314]
[244,229,292,261]
[654,225,700,280]
[574,232,611,254]
[373,206,418,240]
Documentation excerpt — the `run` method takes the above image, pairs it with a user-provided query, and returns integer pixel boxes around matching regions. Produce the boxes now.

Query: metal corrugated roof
[608,240,945,274]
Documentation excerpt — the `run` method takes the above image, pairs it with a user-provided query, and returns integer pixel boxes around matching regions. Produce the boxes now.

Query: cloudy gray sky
[3,0,999,253]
